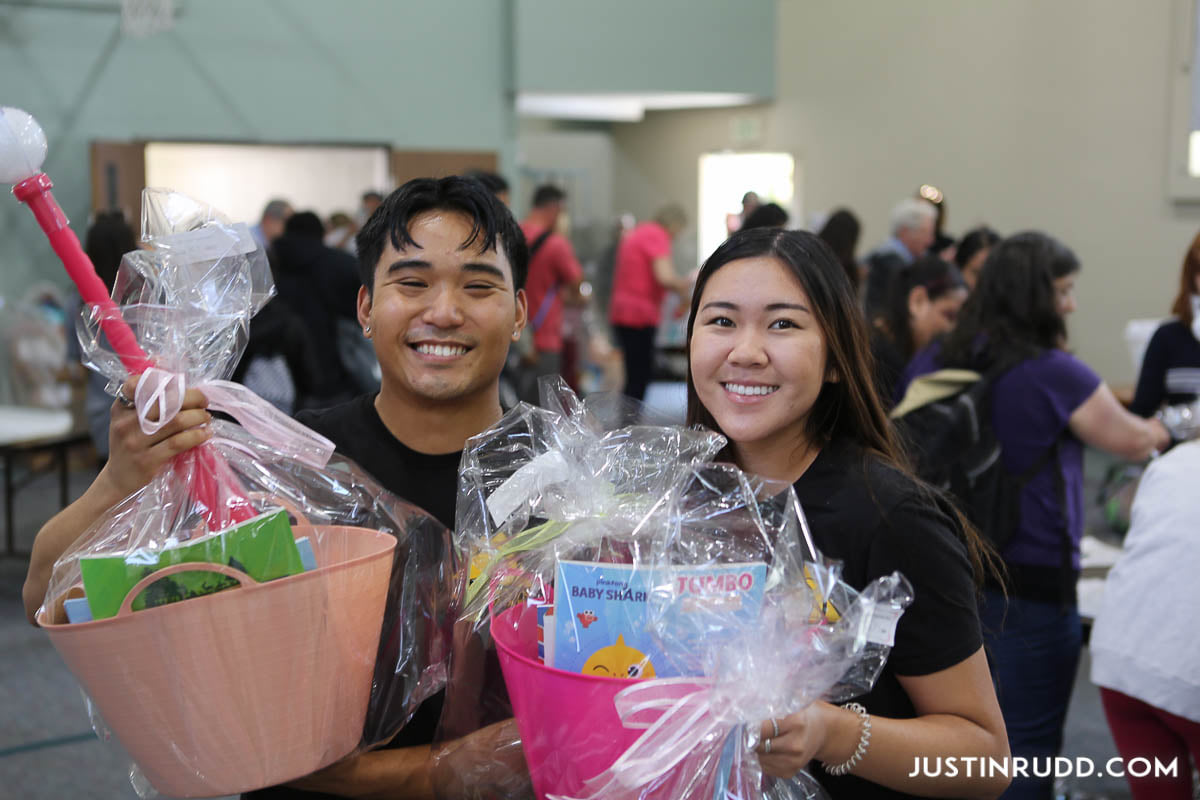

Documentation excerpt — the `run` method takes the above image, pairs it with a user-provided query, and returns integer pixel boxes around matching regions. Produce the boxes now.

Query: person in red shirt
[609,205,691,401]
[518,185,583,402]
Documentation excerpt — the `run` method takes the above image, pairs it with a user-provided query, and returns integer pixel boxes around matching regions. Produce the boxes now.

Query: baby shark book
[553,559,768,679]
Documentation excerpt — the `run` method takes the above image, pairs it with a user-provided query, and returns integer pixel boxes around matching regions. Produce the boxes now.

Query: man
[269,210,362,407]
[862,197,937,319]
[360,190,384,224]
[516,184,583,403]
[726,190,760,235]
[23,177,531,799]
[251,198,293,250]
[608,204,691,402]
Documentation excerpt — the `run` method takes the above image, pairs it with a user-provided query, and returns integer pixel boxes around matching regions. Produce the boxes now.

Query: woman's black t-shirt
[793,436,983,800]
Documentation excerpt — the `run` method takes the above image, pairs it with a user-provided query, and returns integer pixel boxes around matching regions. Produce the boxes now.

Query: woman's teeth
[723,383,778,396]
[417,344,468,357]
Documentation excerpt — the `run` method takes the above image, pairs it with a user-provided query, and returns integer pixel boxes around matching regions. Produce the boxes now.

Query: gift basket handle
[117,562,258,617]
[247,492,313,529]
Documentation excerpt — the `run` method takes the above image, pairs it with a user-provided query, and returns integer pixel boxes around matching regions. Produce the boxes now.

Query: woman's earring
[512,329,521,341]
[364,325,372,337]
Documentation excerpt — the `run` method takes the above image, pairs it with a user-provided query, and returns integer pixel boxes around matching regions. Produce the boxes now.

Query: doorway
[697,152,797,263]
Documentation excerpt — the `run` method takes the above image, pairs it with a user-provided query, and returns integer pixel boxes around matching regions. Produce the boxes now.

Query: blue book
[553,560,768,679]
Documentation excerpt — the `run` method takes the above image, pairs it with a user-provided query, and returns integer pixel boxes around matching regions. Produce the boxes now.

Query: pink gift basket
[38,524,395,798]
[456,381,915,800]
[491,604,706,800]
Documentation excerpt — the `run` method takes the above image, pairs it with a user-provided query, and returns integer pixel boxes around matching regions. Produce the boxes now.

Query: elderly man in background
[251,198,293,251]
[863,197,937,319]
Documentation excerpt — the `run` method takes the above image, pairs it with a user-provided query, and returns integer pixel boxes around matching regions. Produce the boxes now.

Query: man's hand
[97,375,211,498]
[23,375,213,624]
[431,719,534,800]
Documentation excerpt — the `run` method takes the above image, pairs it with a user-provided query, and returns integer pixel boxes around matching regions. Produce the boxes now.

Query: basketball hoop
[121,0,175,39]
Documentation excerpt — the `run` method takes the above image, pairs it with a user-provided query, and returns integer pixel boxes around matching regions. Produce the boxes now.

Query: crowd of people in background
[50,173,1200,800]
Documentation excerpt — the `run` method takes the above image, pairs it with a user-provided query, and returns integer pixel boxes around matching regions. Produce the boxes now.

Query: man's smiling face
[359,209,526,406]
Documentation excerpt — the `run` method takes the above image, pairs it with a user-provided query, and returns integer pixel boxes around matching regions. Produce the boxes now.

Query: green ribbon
[463,519,573,614]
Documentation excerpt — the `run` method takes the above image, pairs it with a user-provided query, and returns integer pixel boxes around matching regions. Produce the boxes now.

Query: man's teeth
[417,344,468,357]
[724,383,778,396]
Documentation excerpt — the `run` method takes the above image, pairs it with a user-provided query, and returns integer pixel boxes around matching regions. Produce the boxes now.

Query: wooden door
[389,150,499,186]
[90,141,146,221]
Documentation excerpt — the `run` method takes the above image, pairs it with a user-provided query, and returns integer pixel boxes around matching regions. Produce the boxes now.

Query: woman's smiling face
[689,255,830,455]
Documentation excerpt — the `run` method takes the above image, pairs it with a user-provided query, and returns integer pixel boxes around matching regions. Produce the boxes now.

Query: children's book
[79,508,303,620]
[552,560,768,679]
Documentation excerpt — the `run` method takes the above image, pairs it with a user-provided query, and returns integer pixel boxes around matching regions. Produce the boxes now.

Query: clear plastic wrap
[450,380,913,800]
[36,189,455,798]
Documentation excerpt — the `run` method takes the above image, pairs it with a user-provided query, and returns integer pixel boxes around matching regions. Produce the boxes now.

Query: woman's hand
[97,375,211,498]
[756,704,830,780]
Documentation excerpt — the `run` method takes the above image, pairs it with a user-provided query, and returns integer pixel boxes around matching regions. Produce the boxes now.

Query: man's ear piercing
[364,325,372,336]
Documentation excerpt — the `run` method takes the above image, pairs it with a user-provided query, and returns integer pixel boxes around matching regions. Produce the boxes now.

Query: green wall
[515,0,775,95]
[0,0,776,312]
[0,0,511,300]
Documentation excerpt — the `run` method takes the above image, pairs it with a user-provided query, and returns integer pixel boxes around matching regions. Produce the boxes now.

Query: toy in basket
[455,381,914,800]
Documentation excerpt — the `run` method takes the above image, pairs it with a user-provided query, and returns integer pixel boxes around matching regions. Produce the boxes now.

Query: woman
[954,227,1000,292]
[871,255,967,407]
[817,208,863,294]
[899,232,1169,800]
[685,227,1010,799]
[1130,231,1200,417]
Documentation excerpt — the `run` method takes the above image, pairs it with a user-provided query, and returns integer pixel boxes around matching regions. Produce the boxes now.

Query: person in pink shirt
[609,205,691,401]
[518,185,583,402]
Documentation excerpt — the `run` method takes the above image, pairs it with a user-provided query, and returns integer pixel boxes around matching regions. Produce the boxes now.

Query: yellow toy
[581,635,656,679]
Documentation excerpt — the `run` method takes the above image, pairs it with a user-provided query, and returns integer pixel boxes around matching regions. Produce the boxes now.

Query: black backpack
[891,366,1062,552]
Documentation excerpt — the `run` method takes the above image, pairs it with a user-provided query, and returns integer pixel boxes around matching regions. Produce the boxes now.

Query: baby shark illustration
[576,609,598,629]
[581,635,657,679]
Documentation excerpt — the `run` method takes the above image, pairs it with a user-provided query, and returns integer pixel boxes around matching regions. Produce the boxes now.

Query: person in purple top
[897,232,1169,800]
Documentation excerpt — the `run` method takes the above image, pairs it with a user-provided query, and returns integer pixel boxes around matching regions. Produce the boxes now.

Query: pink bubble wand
[2,106,254,531]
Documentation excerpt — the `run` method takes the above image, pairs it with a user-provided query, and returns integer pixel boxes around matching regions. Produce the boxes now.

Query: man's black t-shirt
[246,394,462,800]
[794,437,983,800]
[298,393,462,530]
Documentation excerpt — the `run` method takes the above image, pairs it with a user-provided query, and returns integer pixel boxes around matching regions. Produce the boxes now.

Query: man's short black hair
[463,169,509,198]
[531,184,566,209]
[356,176,528,294]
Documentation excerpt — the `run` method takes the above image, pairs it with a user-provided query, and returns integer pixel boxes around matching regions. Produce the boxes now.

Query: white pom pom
[0,107,48,184]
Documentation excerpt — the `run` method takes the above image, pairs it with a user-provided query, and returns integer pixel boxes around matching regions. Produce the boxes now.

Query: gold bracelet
[821,702,871,777]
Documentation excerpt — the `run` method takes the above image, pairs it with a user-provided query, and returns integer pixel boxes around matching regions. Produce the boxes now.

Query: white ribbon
[549,677,739,800]
[132,367,335,468]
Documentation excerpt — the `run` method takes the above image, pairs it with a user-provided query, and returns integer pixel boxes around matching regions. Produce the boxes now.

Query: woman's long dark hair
[941,231,1080,370]
[816,208,861,290]
[877,255,964,362]
[684,227,995,586]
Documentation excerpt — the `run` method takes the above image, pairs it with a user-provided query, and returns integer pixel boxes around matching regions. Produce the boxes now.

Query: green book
[79,508,303,620]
